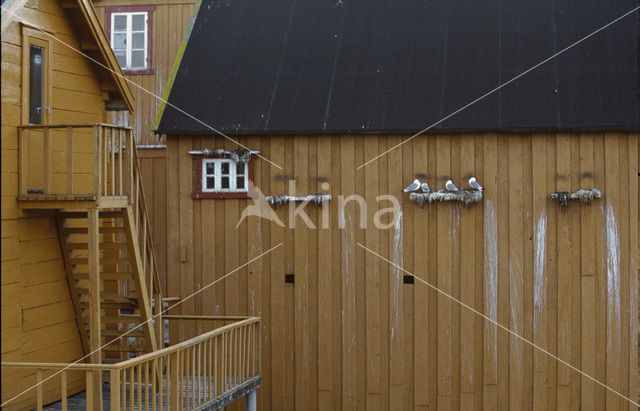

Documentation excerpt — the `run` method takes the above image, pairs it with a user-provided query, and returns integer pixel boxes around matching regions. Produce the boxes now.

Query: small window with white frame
[202,158,249,193]
[110,12,149,71]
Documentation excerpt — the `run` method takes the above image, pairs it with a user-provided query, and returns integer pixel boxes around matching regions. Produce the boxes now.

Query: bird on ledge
[402,179,421,192]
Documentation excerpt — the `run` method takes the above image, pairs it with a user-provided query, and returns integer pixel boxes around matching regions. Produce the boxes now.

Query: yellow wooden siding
[0,0,121,407]
[161,132,638,410]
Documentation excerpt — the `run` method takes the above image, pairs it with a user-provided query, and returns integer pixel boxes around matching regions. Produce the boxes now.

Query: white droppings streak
[533,210,547,339]
[391,207,404,340]
[340,206,355,396]
[483,200,498,367]
[603,203,621,357]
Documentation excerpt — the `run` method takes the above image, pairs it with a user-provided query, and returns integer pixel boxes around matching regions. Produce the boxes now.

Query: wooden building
[1,0,135,406]
[1,1,261,410]
[153,0,639,410]
[92,0,196,146]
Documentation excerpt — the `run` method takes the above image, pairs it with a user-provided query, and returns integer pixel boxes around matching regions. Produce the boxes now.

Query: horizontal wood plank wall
[163,132,639,410]
[95,1,195,146]
[1,1,113,407]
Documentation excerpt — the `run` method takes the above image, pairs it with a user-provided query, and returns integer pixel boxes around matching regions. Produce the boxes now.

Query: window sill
[192,191,251,200]
[122,68,154,75]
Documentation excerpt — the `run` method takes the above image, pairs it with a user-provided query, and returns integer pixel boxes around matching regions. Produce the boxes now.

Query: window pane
[131,50,145,68]
[236,177,245,189]
[206,177,215,190]
[132,14,145,31]
[236,163,244,175]
[115,50,126,68]
[221,176,229,189]
[132,32,145,49]
[113,15,127,31]
[113,33,127,50]
[205,162,214,175]
[29,46,44,124]
[221,162,230,175]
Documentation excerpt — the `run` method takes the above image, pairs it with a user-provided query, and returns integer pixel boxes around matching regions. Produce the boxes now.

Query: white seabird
[421,182,430,193]
[445,180,458,191]
[468,177,482,191]
[402,179,421,192]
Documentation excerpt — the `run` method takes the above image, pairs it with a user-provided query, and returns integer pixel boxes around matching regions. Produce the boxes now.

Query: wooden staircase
[56,207,161,361]
[15,124,164,363]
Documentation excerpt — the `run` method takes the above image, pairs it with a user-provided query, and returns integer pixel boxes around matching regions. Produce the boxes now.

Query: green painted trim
[152,0,204,132]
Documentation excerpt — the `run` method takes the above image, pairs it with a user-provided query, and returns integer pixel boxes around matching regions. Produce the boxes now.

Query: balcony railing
[18,123,135,200]
[1,316,261,410]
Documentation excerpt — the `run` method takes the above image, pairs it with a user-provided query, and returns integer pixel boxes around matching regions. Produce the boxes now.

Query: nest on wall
[550,188,601,207]
[266,193,332,209]
[200,148,258,162]
[409,190,483,207]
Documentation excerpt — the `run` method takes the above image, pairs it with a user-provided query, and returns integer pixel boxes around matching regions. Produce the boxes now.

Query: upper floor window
[106,6,155,75]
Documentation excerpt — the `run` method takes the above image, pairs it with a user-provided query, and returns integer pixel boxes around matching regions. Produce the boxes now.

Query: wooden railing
[18,123,132,198]
[1,317,261,410]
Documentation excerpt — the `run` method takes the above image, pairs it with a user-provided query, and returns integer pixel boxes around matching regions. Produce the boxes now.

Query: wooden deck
[41,377,262,410]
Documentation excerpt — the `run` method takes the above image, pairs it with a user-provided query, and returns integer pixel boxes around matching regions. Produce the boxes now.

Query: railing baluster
[122,368,127,411]
[43,127,50,194]
[111,128,116,196]
[129,130,134,204]
[145,361,149,411]
[137,364,142,411]
[61,370,67,411]
[66,127,73,194]
[129,365,134,411]
[94,125,101,196]
[197,343,201,405]
[118,129,123,196]
[152,358,157,411]
[103,127,108,196]
[110,369,120,411]
[36,369,43,411]
[86,371,94,411]
[19,127,26,195]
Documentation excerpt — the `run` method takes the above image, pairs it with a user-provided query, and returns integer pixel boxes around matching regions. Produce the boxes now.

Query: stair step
[102,329,145,337]
[61,211,123,219]
[70,257,130,265]
[80,301,137,309]
[67,242,128,250]
[76,288,135,304]
[74,272,133,280]
[63,227,124,234]
[101,315,141,323]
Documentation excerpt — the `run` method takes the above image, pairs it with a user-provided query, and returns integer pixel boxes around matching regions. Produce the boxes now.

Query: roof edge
[152,0,204,133]
[1,0,29,34]
[76,0,135,112]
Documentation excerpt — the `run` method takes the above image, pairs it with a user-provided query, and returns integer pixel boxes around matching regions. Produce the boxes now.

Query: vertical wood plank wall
[136,148,168,293]
[163,132,638,410]
[1,1,113,408]
[95,1,195,146]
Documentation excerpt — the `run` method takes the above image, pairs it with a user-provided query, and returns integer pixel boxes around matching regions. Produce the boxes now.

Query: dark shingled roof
[155,0,639,135]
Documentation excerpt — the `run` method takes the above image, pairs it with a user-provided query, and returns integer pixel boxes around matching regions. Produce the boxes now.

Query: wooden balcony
[18,123,136,210]
[2,316,261,411]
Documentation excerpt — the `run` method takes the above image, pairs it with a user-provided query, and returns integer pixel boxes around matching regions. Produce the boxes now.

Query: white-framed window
[202,159,249,192]
[110,12,148,71]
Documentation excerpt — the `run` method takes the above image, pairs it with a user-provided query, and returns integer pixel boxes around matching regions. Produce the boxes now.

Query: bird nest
[409,190,483,207]
[266,193,332,209]
[550,188,601,208]
[201,148,258,162]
